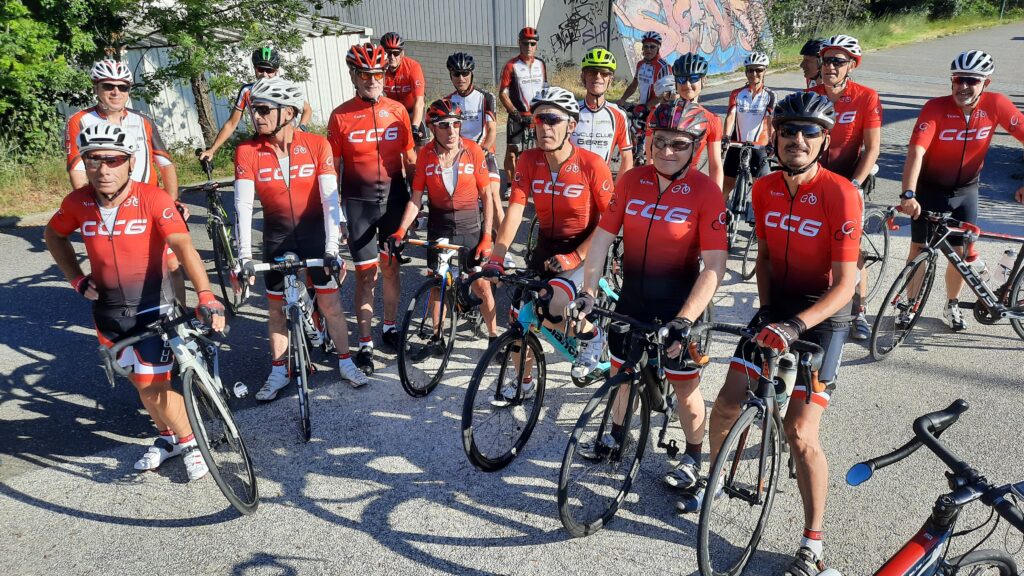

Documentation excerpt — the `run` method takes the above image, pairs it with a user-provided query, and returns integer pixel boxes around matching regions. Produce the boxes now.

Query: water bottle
[298,289,325,346]
[994,249,1016,286]
[774,352,797,408]
[968,258,991,286]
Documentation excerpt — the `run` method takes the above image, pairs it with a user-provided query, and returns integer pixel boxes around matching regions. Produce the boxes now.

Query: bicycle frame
[513,276,618,364]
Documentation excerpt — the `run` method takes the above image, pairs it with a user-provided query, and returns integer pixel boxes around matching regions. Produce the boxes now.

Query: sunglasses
[745,67,766,74]
[642,43,660,49]
[676,74,704,85]
[450,70,472,78]
[357,70,385,81]
[385,50,403,57]
[254,67,277,74]
[652,135,694,152]
[584,69,614,78]
[821,57,852,68]
[99,82,131,93]
[952,75,984,86]
[83,154,131,169]
[251,105,277,117]
[778,124,826,139]
[433,120,462,130]
[534,113,570,126]
[521,41,538,46]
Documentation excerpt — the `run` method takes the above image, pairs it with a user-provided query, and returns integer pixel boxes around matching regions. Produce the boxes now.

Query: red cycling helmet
[346,43,387,71]
[650,100,709,141]
[380,32,404,51]
[519,27,539,41]
[426,98,464,124]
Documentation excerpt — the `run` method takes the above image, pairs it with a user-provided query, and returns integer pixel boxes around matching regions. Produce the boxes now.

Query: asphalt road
[2,23,1024,576]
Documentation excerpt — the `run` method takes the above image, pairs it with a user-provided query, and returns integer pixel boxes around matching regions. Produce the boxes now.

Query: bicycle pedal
[956,300,976,309]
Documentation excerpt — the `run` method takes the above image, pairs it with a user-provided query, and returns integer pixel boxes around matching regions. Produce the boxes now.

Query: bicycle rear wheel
[288,308,313,442]
[183,369,259,515]
[210,222,242,315]
[605,236,625,291]
[946,549,1017,574]
[461,330,546,471]
[740,228,758,281]
[861,207,891,304]
[525,215,540,263]
[1009,266,1024,341]
[558,377,650,537]
[698,404,781,576]
[397,279,458,398]
[870,253,936,361]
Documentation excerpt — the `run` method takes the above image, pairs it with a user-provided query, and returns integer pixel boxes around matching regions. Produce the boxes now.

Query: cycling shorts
[94,307,173,384]
[345,179,410,270]
[426,231,483,272]
[485,152,500,182]
[723,145,772,179]
[262,235,338,300]
[728,321,848,409]
[608,297,699,383]
[506,116,531,152]
[911,180,979,247]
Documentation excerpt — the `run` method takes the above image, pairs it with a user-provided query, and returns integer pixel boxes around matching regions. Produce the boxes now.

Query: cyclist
[485,87,614,384]
[234,77,368,398]
[327,43,417,375]
[639,76,680,163]
[899,50,1024,332]
[499,27,548,197]
[616,31,671,109]
[200,47,313,162]
[670,53,724,191]
[45,122,227,481]
[800,38,826,89]
[722,51,776,207]
[390,99,499,350]
[572,48,633,179]
[571,100,727,487]
[381,32,428,147]
[445,52,503,234]
[65,59,187,305]
[702,93,863,576]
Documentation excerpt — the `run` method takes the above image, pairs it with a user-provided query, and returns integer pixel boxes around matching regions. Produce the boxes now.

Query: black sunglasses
[385,50,403,57]
[952,75,984,86]
[99,82,131,93]
[652,135,694,152]
[251,105,277,117]
[821,57,852,68]
[778,124,825,139]
[676,74,703,85]
[534,113,569,126]
[521,41,538,46]
[450,70,472,77]
[255,67,277,74]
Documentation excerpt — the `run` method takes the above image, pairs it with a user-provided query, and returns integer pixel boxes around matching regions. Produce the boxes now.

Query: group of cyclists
[45,23,1024,576]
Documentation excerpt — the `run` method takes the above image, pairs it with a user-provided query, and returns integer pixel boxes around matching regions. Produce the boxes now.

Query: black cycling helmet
[673,53,709,78]
[800,38,826,57]
[446,52,475,73]
[251,47,280,69]
[773,92,836,130]
[381,32,404,51]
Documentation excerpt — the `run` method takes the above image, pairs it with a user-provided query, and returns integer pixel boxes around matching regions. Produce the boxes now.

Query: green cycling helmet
[581,48,616,71]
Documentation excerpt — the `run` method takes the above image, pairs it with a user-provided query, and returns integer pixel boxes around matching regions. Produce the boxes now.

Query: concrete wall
[404,41,520,102]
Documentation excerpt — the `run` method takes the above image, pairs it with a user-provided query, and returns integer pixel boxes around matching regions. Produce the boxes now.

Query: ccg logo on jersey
[670,183,692,195]
[938,126,992,141]
[293,145,307,154]
[81,219,148,237]
[625,199,691,223]
[711,210,727,230]
[834,220,860,241]
[799,193,818,205]
[425,162,475,177]
[918,123,929,132]
[532,180,584,198]
[837,111,857,125]
[764,211,822,237]
[257,163,316,182]
[348,126,400,143]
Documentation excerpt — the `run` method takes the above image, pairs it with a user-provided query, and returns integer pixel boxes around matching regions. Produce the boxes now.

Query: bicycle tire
[461,330,547,472]
[182,369,259,515]
[861,207,891,304]
[740,228,758,281]
[605,236,625,292]
[397,278,458,398]
[870,253,937,361]
[558,377,650,537]
[289,307,313,442]
[947,549,1018,575]
[698,404,781,576]
[525,215,540,264]
[210,222,241,315]
[1009,265,1024,341]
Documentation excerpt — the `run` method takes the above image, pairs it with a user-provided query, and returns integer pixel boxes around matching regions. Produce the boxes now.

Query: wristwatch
[900,189,916,200]
[851,178,862,189]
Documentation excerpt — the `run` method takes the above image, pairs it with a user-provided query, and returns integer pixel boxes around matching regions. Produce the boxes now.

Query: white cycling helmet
[821,35,862,64]
[249,76,305,111]
[744,51,770,68]
[951,50,994,76]
[90,59,133,84]
[655,75,676,97]
[530,86,580,120]
[77,122,136,156]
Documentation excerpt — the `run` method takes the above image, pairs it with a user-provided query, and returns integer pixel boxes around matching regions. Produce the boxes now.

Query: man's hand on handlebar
[324,252,345,284]
[232,259,257,294]
[570,291,596,321]
[196,290,227,332]
[755,317,806,354]
[663,317,693,359]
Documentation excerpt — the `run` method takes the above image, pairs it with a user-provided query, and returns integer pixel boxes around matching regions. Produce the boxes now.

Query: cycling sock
[359,336,374,350]
[158,429,177,443]
[685,442,702,466]
[338,352,351,361]
[270,359,287,373]
[800,528,824,559]
[177,433,195,445]
[382,321,396,333]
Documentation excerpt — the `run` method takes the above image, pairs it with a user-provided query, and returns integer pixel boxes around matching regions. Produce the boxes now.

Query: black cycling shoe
[411,337,445,362]
[355,346,374,376]
[783,546,826,576]
[381,329,400,351]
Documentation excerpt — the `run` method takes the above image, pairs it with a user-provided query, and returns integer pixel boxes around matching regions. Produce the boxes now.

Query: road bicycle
[695,323,825,576]
[459,269,619,472]
[625,103,649,166]
[395,238,487,398]
[722,143,773,280]
[243,254,339,442]
[178,151,244,314]
[99,307,258,515]
[860,204,898,305]
[523,220,625,292]
[822,399,1024,575]
[870,211,1024,360]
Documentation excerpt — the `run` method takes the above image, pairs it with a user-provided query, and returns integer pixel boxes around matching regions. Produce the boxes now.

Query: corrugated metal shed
[324,0,527,45]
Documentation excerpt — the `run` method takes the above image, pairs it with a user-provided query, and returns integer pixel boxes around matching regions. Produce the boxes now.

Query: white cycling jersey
[571,99,632,163]
[447,88,496,152]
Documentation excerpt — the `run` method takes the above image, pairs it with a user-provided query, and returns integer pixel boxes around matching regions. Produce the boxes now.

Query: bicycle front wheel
[210,221,242,315]
[946,549,1018,574]
[289,308,313,442]
[397,279,458,397]
[461,330,546,472]
[183,369,259,515]
[698,404,781,576]
[1009,265,1024,341]
[870,253,936,361]
[605,236,625,291]
[740,228,758,281]
[525,215,540,263]
[861,207,891,304]
[558,377,650,537]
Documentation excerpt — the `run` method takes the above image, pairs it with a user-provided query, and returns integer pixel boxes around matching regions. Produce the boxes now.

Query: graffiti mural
[539,0,622,69]
[614,0,771,75]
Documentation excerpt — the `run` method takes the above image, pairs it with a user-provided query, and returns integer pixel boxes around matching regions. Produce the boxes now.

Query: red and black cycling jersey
[48,182,188,313]
[599,164,727,303]
[384,56,426,114]
[412,138,490,235]
[809,81,883,179]
[326,96,414,202]
[752,167,863,319]
[910,91,1024,191]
